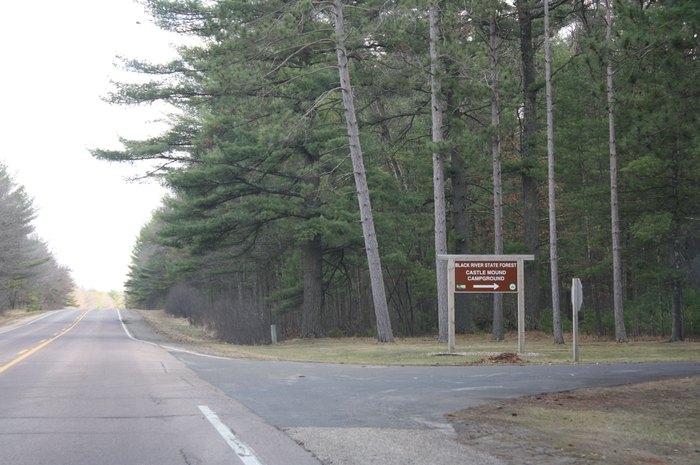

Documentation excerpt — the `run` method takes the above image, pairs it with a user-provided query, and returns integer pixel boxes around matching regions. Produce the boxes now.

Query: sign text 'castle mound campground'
[454,261,518,293]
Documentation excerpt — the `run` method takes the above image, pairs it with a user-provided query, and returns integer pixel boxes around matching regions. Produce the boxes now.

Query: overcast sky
[0,1,181,291]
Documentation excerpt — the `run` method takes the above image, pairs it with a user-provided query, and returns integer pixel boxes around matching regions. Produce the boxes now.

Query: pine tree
[605,0,627,342]
[544,0,563,343]
[617,0,700,341]
[332,0,393,342]
[429,2,449,343]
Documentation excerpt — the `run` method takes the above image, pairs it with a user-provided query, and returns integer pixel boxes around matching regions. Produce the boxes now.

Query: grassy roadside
[449,375,700,465]
[134,309,700,365]
[0,309,47,327]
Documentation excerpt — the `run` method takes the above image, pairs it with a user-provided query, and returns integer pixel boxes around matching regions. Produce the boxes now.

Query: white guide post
[572,278,583,362]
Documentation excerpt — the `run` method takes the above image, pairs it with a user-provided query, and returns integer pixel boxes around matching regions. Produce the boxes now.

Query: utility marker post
[517,260,526,353]
[439,254,534,354]
[571,278,583,362]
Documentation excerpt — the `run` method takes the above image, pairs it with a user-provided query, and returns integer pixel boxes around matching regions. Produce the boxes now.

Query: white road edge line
[116,309,230,360]
[0,310,60,335]
[199,405,266,465]
[117,308,138,341]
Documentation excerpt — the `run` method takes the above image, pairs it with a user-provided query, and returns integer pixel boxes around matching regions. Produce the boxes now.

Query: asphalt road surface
[0,309,319,465]
[2,308,699,465]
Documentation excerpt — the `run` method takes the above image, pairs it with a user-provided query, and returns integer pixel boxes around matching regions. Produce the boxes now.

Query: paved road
[2,309,699,465]
[122,308,700,465]
[174,353,700,430]
[0,309,319,465]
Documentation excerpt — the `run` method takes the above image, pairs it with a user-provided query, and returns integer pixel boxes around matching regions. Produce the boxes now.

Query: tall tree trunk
[450,120,472,332]
[516,0,541,329]
[449,104,473,332]
[429,3,449,343]
[301,234,323,337]
[332,0,393,342]
[670,136,684,341]
[490,13,505,342]
[371,99,408,190]
[605,0,627,343]
[544,0,563,343]
[301,150,324,338]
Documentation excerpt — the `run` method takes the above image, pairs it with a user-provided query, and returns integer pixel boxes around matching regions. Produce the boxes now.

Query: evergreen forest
[94,0,700,344]
[0,165,75,313]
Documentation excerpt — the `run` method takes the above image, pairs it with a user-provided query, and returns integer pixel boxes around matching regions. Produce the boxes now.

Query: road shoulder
[287,426,504,465]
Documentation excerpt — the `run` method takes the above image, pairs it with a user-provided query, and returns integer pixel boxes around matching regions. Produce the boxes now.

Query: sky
[0,1,183,291]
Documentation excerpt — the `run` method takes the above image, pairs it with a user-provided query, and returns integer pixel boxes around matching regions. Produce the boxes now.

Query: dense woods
[95,0,700,344]
[0,165,75,313]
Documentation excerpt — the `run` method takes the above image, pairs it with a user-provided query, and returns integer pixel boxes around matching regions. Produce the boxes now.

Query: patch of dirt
[469,352,526,365]
[448,376,700,465]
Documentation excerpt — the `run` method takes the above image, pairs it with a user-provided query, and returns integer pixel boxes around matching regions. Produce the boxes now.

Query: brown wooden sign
[454,260,518,293]
[440,254,534,353]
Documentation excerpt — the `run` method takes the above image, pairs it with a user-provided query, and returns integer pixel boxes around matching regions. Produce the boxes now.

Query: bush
[164,282,203,324]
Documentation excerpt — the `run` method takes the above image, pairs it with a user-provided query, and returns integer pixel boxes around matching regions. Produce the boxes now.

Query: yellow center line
[0,310,91,375]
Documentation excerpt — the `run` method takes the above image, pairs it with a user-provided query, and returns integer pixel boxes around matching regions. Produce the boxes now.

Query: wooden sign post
[439,254,535,354]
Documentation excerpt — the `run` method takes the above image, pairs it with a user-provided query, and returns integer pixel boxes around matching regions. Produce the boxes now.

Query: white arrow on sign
[473,283,499,290]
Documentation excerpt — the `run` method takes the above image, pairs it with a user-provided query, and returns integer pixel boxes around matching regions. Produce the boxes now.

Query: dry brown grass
[449,376,700,465]
[0,310,47,327]
[132,309,700,365]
